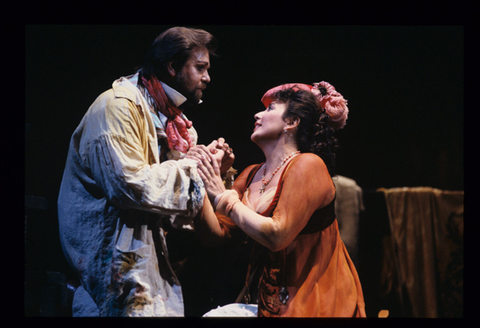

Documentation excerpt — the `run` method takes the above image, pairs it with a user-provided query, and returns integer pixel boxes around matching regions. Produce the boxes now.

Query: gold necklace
[259,151,300,194]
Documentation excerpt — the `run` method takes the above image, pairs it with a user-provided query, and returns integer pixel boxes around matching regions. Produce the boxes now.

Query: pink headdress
[260,81,349,130]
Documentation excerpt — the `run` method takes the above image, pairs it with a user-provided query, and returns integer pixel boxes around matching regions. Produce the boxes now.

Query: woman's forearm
[193,195,230,248]
[215,190,286,252]
[230,202,287,252]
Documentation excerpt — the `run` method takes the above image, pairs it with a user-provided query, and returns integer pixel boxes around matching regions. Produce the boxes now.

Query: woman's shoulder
[283,152,331,182]
[291,152,327,169]
[284,153,335,204]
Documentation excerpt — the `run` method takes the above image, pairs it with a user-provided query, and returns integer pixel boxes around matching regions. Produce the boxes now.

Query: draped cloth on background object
[379,187,464,318]
[334,175,364,266]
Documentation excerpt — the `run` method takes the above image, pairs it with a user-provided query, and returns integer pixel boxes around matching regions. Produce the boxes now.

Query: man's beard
[175,75,202,108]
[181,90,202,108]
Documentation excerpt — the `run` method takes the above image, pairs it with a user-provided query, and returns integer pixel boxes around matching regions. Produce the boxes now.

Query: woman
[189,82,366,317]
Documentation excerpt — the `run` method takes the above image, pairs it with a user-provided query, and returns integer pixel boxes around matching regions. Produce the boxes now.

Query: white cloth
[203,303,258,317]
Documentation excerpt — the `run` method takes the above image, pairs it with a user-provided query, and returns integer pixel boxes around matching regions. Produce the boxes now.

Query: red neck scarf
[141,75,193,154]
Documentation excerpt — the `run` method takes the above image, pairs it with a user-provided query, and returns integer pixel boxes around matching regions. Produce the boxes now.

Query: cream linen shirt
[58,73,204,316]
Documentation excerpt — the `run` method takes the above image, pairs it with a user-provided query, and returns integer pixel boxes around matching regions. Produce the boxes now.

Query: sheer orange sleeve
[260,153,335,250]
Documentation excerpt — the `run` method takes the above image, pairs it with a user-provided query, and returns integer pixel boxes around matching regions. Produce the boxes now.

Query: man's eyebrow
[196,60,210,66]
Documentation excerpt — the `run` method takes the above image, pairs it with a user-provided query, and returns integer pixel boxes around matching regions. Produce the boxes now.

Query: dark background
[26,25,464,197]
[24,25,464,313]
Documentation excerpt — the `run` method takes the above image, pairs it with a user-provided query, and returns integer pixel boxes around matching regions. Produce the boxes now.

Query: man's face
[172,47,211,107]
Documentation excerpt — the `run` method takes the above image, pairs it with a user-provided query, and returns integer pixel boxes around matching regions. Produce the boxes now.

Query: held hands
[186,137,234,203]
[187,137,234,174]
[188,144,226,203]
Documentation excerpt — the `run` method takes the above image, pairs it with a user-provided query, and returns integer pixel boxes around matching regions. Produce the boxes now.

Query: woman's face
[251,101,288,143]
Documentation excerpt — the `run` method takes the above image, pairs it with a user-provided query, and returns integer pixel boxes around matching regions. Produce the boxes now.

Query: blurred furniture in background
[358,187,463,318]
[334,175,364,267]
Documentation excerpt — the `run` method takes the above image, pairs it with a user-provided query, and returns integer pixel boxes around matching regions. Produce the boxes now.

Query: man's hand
[187,138,234,175]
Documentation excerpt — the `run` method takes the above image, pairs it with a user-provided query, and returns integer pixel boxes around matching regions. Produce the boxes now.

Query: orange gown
[219,153,366,317]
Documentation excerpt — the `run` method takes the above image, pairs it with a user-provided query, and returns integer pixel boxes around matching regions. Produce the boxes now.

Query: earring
[283,129,287,133]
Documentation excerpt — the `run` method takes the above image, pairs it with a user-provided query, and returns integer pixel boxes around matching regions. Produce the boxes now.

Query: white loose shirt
[58,73,204,316]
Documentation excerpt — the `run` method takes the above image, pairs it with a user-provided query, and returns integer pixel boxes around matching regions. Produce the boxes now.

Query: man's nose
[202,70,211,83]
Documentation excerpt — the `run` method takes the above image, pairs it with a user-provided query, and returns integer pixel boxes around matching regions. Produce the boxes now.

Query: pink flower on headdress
[312,81,349,130]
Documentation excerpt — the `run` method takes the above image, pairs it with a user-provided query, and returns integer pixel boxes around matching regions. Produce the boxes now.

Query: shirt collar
[161,81,203,106]
[128,72,202,107]
[160,81,187,107]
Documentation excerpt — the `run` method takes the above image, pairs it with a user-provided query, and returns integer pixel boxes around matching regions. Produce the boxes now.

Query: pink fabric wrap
[142,76,193,153]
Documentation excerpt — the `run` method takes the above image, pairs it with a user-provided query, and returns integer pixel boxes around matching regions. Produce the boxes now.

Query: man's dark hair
[140,27,218,80]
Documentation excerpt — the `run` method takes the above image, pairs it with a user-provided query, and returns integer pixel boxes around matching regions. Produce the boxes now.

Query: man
[58,27,234,317]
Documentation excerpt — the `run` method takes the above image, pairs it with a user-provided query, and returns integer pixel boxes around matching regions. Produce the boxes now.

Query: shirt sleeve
[81,92,205,217]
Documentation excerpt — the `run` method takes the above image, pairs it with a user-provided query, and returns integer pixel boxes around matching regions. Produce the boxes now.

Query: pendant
[259,185,265,194]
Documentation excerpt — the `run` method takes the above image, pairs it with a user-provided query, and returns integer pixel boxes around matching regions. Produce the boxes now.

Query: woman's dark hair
[140,27,218,80]
[273,88,339,176]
